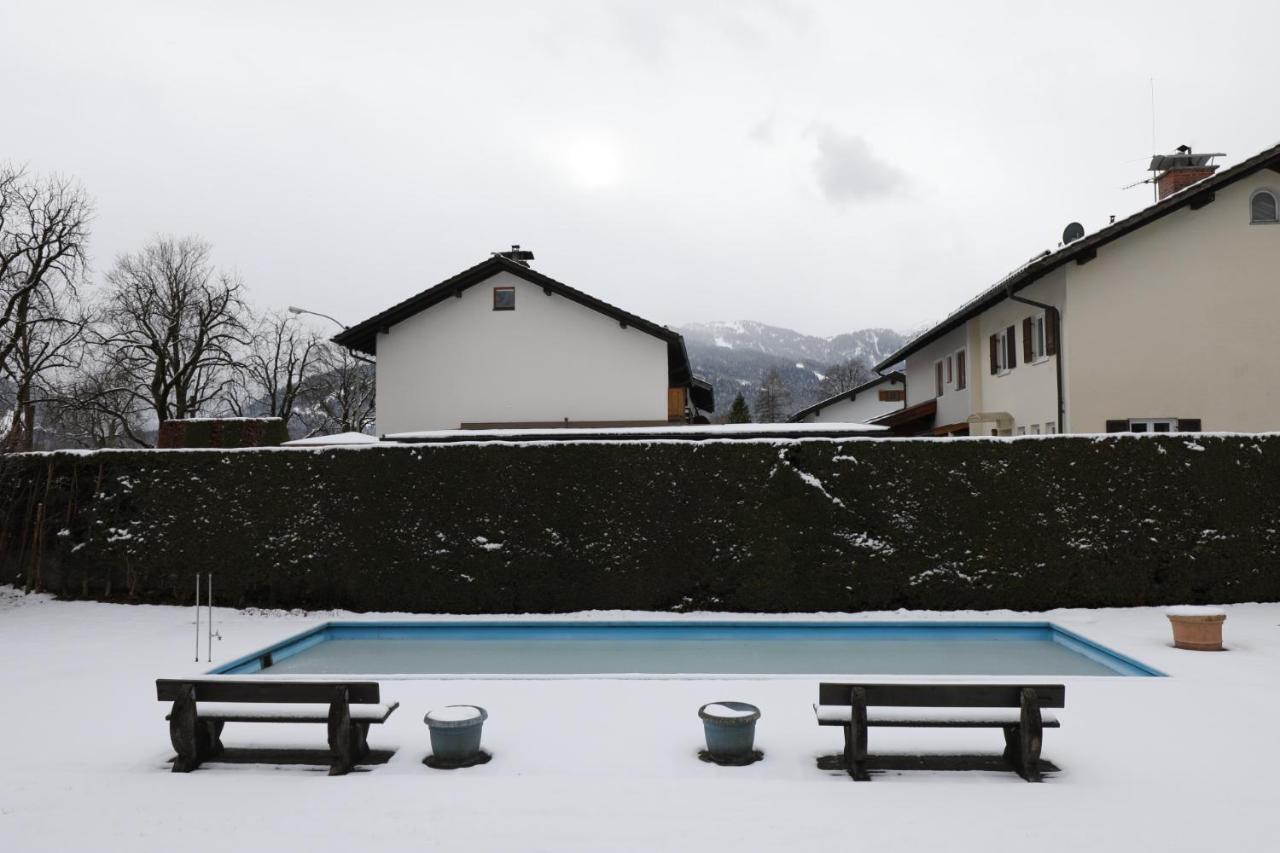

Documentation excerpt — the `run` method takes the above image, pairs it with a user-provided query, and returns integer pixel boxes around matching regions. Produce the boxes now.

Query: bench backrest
[817,683,1065,709]
[156,679,382,704]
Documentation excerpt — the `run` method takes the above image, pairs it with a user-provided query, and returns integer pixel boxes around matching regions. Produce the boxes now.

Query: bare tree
[2,283,92,449]
[225,310,322,428]
[94,236,248,443]
[817,357,874,400]
[0,166,92,450]
[753,367,791,423]
[44,357,147,448]
[296,342,376,435]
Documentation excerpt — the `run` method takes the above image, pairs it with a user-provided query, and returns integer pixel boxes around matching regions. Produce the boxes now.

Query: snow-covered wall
[5,434,1280,612]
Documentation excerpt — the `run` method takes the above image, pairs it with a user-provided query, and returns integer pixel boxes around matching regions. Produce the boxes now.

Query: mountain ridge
[676,321,909,419]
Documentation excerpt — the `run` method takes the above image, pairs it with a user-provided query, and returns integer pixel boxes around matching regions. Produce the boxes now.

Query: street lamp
[288,305,348,330]
[288,305,374,364]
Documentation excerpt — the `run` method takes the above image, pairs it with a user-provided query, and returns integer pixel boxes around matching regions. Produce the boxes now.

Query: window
[1016,426,1026,436]
[1030,424,1041,435]
[946,355,953,384]
[1044,422,1056,434]
[935,360,944,397]
[878,389,905,402]
[1131,418,1175,433]
[990,327,1015,374]
[1029,314,1047,361]
[955,350,967,390]
[493,286,516,310]
[1251,189,1279,224]
[1106,418,1196,433]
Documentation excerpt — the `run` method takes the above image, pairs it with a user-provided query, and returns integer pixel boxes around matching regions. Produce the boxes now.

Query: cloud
[811,127,907,204]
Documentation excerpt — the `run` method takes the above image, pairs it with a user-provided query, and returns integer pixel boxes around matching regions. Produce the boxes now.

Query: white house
[872,141,1280,436]
[333,249,714,434]
[788,372,905,424]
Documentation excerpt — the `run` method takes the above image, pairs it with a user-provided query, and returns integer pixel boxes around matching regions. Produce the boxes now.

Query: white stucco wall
[374,270,672,433]
[1063,177,1280,432]
[970,270,1064,435]
[795,376,905,423]
[904,324,970,429]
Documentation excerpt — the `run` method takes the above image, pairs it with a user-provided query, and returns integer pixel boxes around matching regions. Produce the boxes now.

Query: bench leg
[327,695,356,776]
[205,720,225,758]
[169,688,205,773]
[843,686,871,782]
[1002,725,1021,767]
[842,724,870,781]
[355,723,371,761]
[1018,688,1044,783]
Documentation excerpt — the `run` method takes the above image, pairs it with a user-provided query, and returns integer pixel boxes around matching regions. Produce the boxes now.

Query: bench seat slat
[817,683,1065,708]
[156,679,382,704]
[166,701,399,724]
[814,704,1060,728]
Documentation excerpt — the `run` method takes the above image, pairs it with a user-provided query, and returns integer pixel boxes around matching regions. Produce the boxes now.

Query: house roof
[787,371,904,423]
[333,255,710,407]
[874,140,1280,372]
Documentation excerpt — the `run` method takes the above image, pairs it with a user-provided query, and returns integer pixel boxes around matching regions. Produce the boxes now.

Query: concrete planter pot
[698,701,761,764]
[424,705,489,768]
[1166,606,1226,651]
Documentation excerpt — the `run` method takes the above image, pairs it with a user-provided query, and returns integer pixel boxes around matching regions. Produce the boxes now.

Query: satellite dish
[1062,222,1085,245]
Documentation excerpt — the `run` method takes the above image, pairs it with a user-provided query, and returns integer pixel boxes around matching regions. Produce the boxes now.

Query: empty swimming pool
[213,622,1162,677]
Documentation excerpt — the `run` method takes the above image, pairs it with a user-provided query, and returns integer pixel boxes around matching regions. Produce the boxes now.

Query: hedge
[2,434,1279,612]
[156,418,289,449]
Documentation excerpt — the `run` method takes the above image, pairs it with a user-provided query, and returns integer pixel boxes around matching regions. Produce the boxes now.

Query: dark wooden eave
[875,141,1280,372]
[866,398,936,434]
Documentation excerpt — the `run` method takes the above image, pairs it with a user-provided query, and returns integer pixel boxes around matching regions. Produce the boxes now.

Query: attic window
[1251,190,1278,224]
[493,286,516,310]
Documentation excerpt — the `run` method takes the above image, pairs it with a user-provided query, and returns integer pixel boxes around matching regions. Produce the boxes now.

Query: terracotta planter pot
[1166,608,1226,651]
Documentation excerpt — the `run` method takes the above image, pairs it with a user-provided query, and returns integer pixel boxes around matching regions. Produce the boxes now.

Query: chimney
[496,244,535,267]
[1149,145,1224,201]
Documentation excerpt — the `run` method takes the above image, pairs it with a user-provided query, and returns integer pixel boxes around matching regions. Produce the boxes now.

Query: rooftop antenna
[1149,78,1157,202]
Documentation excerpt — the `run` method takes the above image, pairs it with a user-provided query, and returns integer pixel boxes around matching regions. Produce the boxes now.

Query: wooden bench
[156,679,399,775]
[814,683,1065,782]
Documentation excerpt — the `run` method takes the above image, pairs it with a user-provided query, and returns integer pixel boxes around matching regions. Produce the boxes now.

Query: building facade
[334,251,713,434]
[875,143,1280,435]
[789,372,905,424]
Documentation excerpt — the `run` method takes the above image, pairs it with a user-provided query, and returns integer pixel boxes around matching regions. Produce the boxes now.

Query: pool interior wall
[212,622,1164,678]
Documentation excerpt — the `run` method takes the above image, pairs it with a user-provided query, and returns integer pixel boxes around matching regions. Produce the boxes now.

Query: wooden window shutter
[1176,418,1202,432]
[1022,317,1033,362]
[1045,307,1059,356]
[989,334,998,374]
[1105,419,1128,433]
[1005,325,1017,368]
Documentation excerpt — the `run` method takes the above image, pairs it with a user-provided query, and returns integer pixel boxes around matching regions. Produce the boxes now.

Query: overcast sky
[5,0,1278,337]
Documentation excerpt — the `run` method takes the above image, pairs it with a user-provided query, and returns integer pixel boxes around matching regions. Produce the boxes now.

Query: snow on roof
[281,432,379,447]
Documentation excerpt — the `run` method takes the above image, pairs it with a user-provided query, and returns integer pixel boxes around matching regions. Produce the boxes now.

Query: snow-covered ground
[1,589,1276,851]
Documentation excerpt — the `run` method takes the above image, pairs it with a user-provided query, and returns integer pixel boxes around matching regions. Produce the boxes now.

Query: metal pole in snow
[207,574,213,663]
[194,573,201,662]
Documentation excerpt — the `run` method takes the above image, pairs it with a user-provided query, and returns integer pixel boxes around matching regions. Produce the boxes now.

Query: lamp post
[288,306,374,365]
[288,305,348,330]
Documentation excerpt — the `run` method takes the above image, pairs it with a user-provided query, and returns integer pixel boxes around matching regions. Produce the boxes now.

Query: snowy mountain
[677,321,908,419]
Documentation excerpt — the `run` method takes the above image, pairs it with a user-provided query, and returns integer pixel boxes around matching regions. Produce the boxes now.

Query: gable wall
[795,376,905,424]
[374,270,671,433]
[1063,175,1280,431]
[904,324,970,428]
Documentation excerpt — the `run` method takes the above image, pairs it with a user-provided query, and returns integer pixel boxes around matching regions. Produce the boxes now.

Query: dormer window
[1251,189,1278,224]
